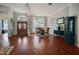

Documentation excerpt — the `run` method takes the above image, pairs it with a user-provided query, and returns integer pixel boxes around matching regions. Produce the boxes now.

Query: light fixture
[48,3,53,5]
[25,3,30,10]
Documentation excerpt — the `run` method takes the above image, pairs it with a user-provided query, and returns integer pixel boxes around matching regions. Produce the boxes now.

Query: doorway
[17,21,28,36]
[17,15,28,36]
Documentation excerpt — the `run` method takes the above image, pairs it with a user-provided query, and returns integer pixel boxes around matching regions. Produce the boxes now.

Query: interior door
[64,16,75,44]
[17,22,27,36]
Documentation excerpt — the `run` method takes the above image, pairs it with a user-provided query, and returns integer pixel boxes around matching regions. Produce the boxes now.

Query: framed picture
[57,17,64,24]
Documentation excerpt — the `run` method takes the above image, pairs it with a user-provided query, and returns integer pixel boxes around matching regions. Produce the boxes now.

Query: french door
[17,21,28,36]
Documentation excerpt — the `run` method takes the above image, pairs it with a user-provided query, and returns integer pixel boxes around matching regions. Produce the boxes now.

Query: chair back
[46,28,50,33]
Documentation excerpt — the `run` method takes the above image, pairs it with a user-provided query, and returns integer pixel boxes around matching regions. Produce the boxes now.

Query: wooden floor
[7,34,79,55]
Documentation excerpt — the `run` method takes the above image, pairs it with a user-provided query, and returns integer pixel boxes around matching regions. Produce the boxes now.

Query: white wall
[51,6,69,18]
[68,3,79,47]
[0,5,14,36]
[0,13,9,32]
[47,6,69,34]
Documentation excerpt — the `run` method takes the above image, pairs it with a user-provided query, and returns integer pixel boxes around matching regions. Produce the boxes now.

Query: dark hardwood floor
[8,34,79,55]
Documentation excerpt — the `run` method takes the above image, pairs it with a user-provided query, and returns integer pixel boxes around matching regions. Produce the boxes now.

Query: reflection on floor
[0,33,14,55]
[1,33,79,55]
[1,33,9,47]
[7,34,79,55]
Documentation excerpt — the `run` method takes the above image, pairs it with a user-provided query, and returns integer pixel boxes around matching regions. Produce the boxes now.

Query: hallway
[0,3,79,55]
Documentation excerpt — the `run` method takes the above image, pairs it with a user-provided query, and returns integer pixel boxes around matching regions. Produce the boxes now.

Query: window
[33,16,46,32]
[34,16,45,28]
[17,15,27,21]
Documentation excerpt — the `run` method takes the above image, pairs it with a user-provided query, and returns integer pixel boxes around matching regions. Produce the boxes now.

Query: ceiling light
[48,3,53,5]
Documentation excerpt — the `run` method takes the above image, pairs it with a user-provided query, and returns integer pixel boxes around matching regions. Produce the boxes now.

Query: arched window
[17,15,27,21]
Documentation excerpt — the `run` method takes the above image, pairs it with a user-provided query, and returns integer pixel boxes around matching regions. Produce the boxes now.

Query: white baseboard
[75,43,79,48]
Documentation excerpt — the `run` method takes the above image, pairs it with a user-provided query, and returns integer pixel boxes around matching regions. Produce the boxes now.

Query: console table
[54,30,64,36]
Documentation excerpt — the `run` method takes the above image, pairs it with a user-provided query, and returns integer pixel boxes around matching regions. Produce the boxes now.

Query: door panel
[64,16,75,44]
[17,22,27,36]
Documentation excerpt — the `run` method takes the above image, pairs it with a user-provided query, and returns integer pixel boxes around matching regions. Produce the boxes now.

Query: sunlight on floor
[33,35,40,48]
[1,33,9,48]
[22,37,28,50]
[17,37,28,50]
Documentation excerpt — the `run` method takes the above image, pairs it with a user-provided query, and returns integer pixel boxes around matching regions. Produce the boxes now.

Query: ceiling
[0,3,68,16]
[29,3,68,16]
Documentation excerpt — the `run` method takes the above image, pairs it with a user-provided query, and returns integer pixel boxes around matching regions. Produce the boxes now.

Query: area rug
[0,46,14,55]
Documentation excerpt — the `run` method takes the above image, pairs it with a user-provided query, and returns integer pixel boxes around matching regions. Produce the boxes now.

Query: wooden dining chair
[45,28,50,35]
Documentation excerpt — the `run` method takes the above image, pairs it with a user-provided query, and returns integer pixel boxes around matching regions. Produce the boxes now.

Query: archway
[17,15,28,36]
[17,15,28,21]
